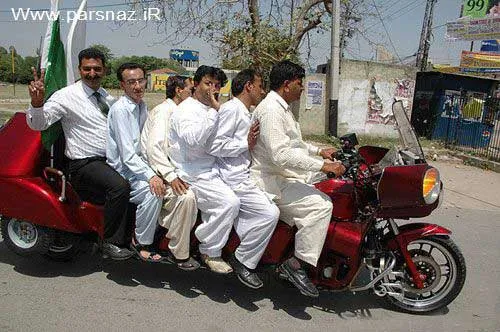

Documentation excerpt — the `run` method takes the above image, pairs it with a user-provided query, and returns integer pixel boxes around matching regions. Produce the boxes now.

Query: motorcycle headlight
[423,167,440,204]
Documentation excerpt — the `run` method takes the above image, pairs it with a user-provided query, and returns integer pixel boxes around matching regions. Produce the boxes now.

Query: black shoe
[278,258,319,297]
[102,242,134,261]
[228,253,263,289]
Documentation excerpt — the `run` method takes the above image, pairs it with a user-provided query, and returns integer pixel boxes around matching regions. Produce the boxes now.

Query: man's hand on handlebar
[318,148,337,159]
[320,160,346,177]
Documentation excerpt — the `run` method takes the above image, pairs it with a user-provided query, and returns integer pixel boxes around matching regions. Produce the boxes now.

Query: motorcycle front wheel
[384,235,466,313]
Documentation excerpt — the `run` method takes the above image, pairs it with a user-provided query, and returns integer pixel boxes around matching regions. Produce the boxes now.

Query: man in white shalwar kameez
[209,69,279,288]
[141,75,199,270]
[168,66,236,274]
[250,60,346,297]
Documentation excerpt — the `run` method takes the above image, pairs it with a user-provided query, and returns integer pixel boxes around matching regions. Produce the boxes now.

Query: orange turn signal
[423,167,440,204]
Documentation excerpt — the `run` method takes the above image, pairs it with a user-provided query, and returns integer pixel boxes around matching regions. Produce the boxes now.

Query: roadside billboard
[460,50,500,73]
[447,0,500,41]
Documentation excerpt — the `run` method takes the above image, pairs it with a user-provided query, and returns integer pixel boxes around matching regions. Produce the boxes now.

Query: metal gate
[431,91,500,161]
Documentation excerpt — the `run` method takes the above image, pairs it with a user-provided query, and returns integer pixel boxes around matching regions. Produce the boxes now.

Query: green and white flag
[40,0,66,149]
[66,0,87,84]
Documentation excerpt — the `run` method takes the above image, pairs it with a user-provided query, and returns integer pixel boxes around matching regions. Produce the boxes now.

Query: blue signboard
[169,49,199,61]
[480,40,500,53]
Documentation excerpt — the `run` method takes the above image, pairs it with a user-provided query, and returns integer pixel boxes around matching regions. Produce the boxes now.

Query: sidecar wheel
[0,217,53,256]
[43,232,81,262]
[384,236,466,313]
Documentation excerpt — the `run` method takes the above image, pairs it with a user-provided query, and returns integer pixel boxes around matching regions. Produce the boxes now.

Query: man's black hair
[166,75,190,99]
[78,48,106,67]
[269,60,305,91]
[231,68,260,96]
[214,68,228,87]
[116,62,146,82]
[193,65,226,86]
[193,65,214,84]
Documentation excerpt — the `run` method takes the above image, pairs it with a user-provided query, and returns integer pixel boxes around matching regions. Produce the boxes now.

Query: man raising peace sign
[26,48,134,261]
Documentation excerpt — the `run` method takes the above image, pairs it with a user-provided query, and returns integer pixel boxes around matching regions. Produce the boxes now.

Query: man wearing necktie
[26,48,134,260]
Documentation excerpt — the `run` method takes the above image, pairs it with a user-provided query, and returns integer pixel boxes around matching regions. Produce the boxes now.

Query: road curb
[451,152,500,173]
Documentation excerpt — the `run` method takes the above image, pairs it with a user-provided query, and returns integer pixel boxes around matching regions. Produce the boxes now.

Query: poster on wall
[306,81,323,109]
[366,78,415,125]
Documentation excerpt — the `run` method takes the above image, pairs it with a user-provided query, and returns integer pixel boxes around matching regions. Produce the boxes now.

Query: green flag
[41,3,66,150]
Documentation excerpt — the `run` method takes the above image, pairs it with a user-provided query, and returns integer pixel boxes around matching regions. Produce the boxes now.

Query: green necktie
[93,91,109,116]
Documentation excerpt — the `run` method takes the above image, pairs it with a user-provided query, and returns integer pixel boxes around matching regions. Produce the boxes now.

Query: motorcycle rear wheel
[384,235,466,313]
[0,217,53,256]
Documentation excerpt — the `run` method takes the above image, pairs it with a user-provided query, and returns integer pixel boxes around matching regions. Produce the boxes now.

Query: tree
[132,0,366,71]
[88,44,115,63]
[97,52,188,89]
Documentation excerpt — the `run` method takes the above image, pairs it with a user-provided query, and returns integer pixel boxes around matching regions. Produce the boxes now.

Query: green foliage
[220,22,301,76]
[0,45,186,88]
[0,52,40,84]
[99,55,187,89]
[89,43,115,63]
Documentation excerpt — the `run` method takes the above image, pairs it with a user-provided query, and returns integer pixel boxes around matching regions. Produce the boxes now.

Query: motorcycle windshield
[392,100,425,160]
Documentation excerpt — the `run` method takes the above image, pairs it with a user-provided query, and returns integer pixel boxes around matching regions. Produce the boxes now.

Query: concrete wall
[292,74,328,135]
[295,59,417,137]
[338,59,417,137]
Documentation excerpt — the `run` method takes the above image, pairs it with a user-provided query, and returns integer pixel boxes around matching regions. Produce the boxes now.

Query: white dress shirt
[209,97,252,187]
[26,80,114,159]
[250,90,323,198]
[106,95,155,182]
[141,98,179,183]
[168,97,219,181]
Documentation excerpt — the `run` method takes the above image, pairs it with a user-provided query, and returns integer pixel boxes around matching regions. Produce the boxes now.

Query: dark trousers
[68,157,132,246]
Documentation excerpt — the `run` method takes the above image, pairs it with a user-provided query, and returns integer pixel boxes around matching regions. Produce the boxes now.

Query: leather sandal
[164,251,200,271]
[130,242,163,263]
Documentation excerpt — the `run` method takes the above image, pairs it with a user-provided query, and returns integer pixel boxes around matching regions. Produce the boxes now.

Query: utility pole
[9,46,16,96]
[328,0,340,137]
[416,0,437,72]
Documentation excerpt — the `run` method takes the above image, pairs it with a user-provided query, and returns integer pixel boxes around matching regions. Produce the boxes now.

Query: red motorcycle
[0,101,465,313]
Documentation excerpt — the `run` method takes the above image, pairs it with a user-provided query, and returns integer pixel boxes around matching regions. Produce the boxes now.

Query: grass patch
[0,84,30,100]
[0,84,167,113]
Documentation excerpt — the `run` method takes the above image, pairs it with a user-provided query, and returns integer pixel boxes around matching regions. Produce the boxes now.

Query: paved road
[0,162,499,331]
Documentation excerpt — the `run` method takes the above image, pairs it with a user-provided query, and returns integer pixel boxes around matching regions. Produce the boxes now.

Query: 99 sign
[463,0,490,18]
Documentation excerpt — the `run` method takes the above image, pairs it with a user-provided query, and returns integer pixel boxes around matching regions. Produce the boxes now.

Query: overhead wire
[371,0,403,64]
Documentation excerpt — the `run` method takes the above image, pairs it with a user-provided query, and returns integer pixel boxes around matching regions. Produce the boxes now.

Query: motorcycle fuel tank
[315,178,356,221]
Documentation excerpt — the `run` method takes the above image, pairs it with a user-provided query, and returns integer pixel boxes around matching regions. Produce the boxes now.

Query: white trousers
[159,188,197,260]
[130,179,163,245]
[231,180,279,269]
[190,176,278,268]
[275,179,332,267]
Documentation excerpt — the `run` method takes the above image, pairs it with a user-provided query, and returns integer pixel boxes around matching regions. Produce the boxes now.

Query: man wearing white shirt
[140,75,199,270]
[169,66,240,274]
[26,48,133,260]
[209,69,279,288]
[107,62,167,263]
[250,60,346,297]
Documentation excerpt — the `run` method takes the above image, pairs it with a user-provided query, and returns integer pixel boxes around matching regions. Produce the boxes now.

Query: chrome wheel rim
[7,219,38,249]
[386,239,457,308]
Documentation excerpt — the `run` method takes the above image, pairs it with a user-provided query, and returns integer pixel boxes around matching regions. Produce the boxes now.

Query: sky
[0,0,480,69]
